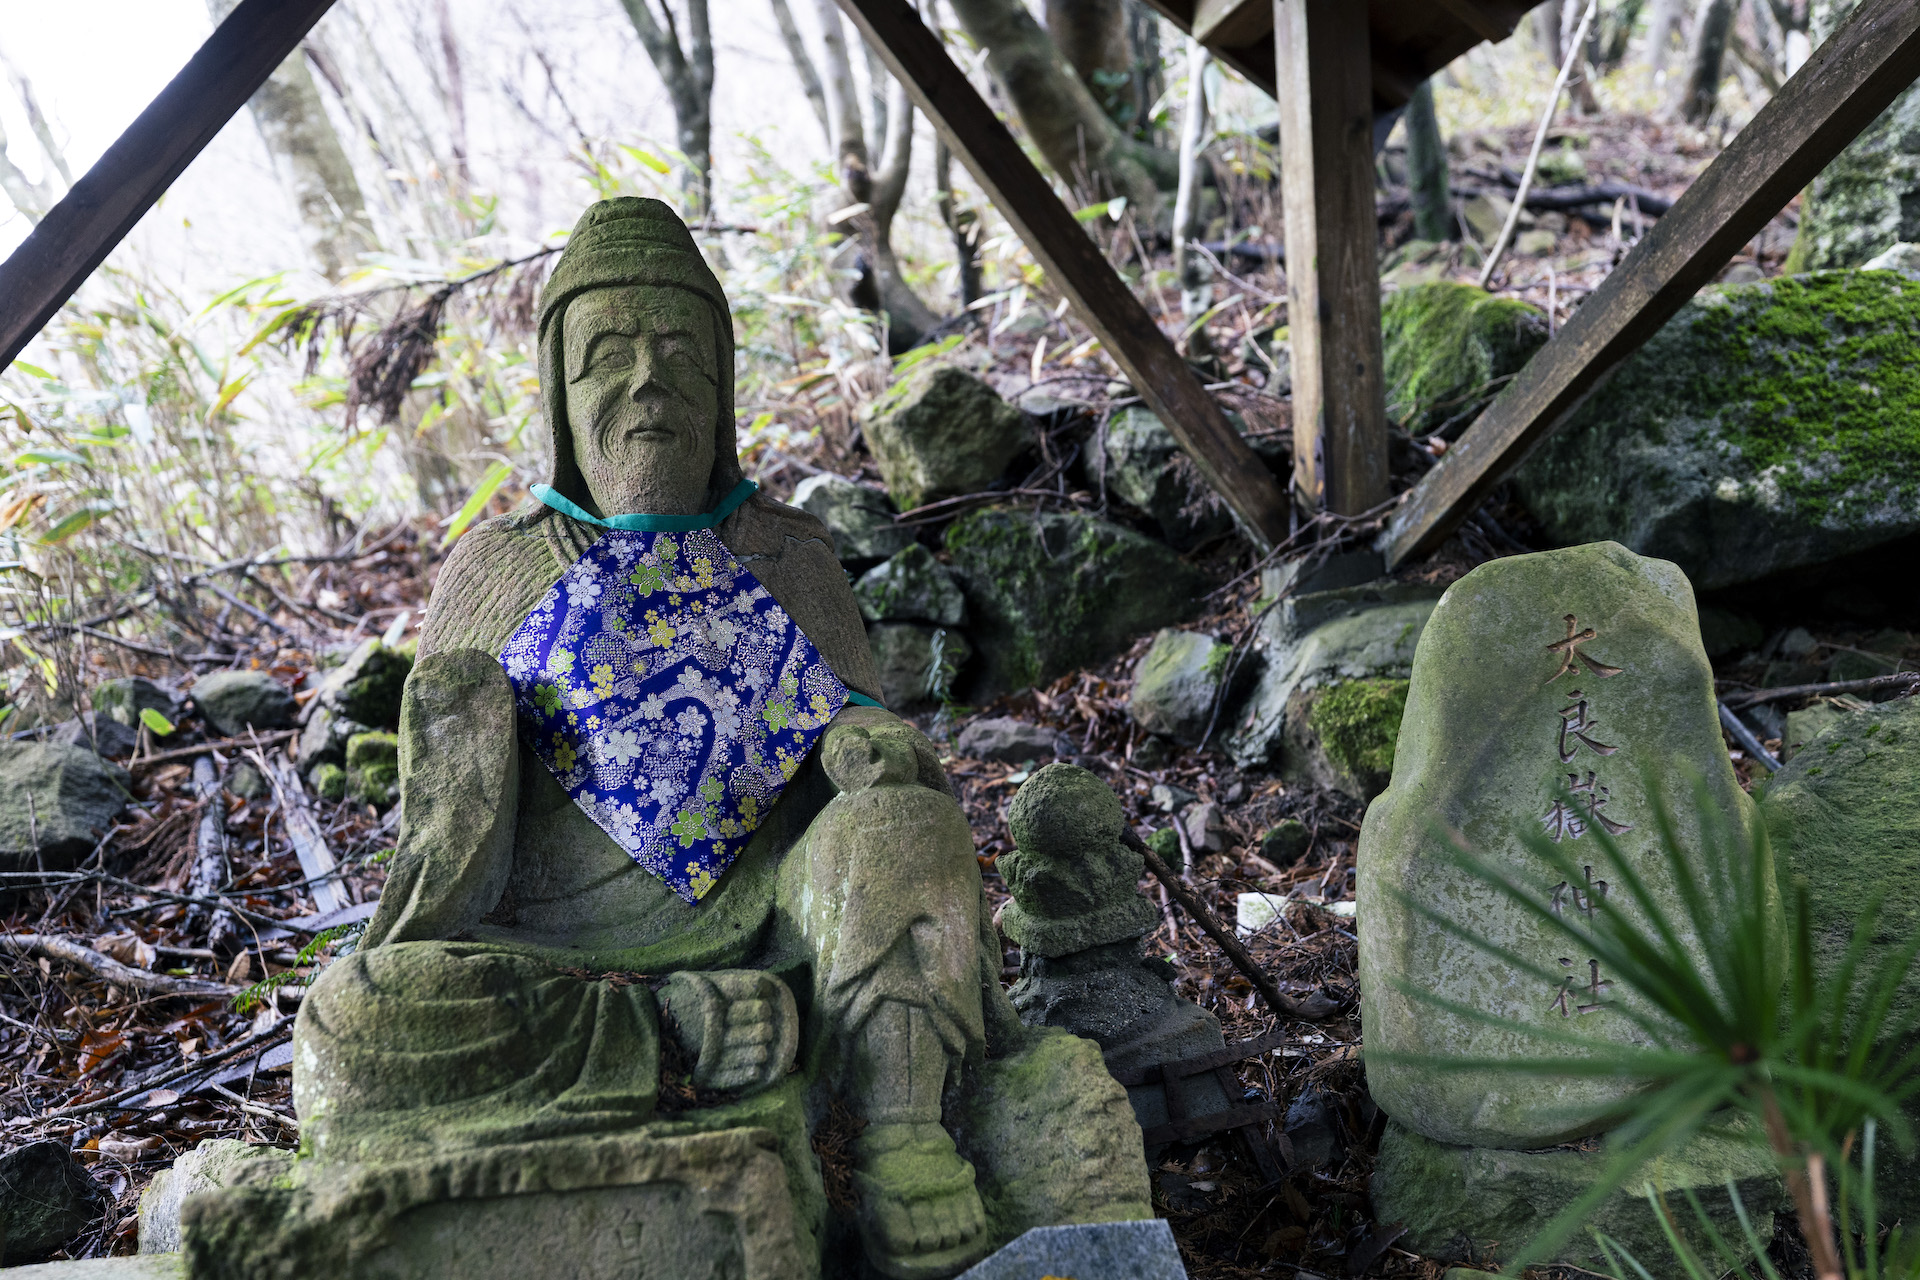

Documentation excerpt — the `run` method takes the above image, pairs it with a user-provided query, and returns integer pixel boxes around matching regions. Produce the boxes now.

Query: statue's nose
[627,338,660,401]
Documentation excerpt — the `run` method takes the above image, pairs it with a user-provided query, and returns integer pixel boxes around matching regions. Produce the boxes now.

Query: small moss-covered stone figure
[268,199,1145,1280]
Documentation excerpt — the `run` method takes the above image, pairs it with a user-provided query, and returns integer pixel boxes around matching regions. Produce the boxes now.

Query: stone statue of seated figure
[291,198,1147,1280]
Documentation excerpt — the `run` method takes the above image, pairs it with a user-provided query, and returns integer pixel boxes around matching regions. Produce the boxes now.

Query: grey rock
[1865,241,1920,272]
[790,473,914,565]
[50,713,138,760]
[955,717,1060,764]
[138,1139,291,1255]
[1090,407,1234,549]
[190,671,295,737]
[958,1220,1187,1280]
[3,1257,184,1278]
[946,507,1209,699]
[865,365,1035,511]
[852,544,966,626]
[1260,819,1311,867]
[1829,647,1899,682]
[1128,629,1234,745]
[1131,734,1175,770]
[1795,0,1920,270]
[0,744,130,876]
[294,705,372,772]
[1150,782,1197,813]
[305,639,412,730]
[1284,1085,1344,1168]
[0,1139,105,1264]
[1181,801,1226,854]
[91,677,174,729]
[1259,549,1385,603]
[1511,272,1920,589]
[1374,1118,1783,1271]
[1783,701,1855,760]
[867,623,971,712]
[227,762,270,802]
[1226,585,1440,769]
[1776,626,1818,658]
[1381,281,1549,436]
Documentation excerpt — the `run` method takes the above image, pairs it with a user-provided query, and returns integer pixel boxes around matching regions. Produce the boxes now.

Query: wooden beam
[1192,0,1271,49]
[1381,0,1920,569]
[0,0,338,371]
[836,0,1290,550]
[1275,0,1390,516]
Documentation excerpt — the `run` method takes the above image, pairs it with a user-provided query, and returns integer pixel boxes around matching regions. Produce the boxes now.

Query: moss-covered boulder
[0,743,130,876]
[1372,1118,1783,1271]
[1791,0,1920,270]
[853,544,966,627]
[945,508,1207,699]
[865,366,1034,512]
[790,474,913,566]
[1225,582,1439,769]
[1382,281,1548,436]
[1088,407,1285,550]
[1283,677,1410,800]
[91,676,174,729]
[1126,629,1233,745]
[1512,272,1920,590]
[1761,695,1920,1225]
[191,670,295,736]
[1358,542,1767,1149]
[317,639,413,728]
[344,731,399,807]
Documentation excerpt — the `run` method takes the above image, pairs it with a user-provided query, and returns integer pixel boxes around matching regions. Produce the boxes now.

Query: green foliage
[1378,770,1920,1275]
[232,921,365,1014]
[138,707,174,736]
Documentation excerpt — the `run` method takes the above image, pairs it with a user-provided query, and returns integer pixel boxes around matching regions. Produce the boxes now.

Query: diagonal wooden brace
[835,0,1292,551]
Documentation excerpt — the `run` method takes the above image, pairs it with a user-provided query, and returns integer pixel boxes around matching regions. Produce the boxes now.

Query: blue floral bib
[500,481,877,902]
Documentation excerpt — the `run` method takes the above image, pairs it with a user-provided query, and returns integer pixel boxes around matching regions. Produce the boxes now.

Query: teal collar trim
[845,691,885,710]
[531,478,758,531]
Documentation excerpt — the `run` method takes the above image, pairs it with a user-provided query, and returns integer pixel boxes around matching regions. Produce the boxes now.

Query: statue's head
[537,198,739,517]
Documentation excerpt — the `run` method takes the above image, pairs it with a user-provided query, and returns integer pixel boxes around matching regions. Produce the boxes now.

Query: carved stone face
[563,285,720,516]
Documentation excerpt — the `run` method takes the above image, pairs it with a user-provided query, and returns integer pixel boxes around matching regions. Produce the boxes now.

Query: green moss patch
[1381,282,1548,434]
[1308,678,1409,779]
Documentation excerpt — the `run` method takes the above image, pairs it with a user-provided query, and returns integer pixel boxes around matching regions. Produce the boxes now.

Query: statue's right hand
[658,970,800,1095]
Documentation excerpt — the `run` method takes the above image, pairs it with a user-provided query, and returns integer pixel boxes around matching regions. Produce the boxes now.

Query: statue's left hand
[658,970,800,1095]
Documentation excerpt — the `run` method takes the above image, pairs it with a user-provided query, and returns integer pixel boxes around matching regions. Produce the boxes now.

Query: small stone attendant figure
[293,199,1085,1278]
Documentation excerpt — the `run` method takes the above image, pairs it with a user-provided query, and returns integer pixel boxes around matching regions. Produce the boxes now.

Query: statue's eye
[582,335,635,375]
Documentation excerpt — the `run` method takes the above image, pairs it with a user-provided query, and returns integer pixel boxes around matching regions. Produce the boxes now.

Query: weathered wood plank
[836,0,1291,551]
[1276,0,1390,516]
[0,0,338,370]
[1192,0,1270,48]
[1381,0,1920,569]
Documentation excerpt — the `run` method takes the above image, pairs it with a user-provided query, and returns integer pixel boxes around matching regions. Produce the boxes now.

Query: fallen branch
[38,1014,296,1119]
[129,729,295,770]
[1,934,238,997]
[1719,671,1919,708]
[0,870,317,933]
[1121,827,1338,1023]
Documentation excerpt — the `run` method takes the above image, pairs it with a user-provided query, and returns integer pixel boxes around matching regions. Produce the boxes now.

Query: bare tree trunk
[871,79,942,348]
[1046,0,1132,127]
[434,0,472,194]
[1596,0,1646,68]
[813,0,871,204]
[1533,0,1563,65]
[205,0,371,280]
[769,0,832,147]
[864,42,891,153]
[617,0,716,215]
[0,59,64,223]
[946,0,1175,217]
[1678,0,1737,122]
[1406,79,1453,243]
[934,139,983,307]
[1125,0,1163,144]
[1172,40,1213,360]
[1645,0,1683,75]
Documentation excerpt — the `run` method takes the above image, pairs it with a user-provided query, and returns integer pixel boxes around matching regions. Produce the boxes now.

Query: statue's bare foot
[852,1122,990,1279]
[658,970,799,1094]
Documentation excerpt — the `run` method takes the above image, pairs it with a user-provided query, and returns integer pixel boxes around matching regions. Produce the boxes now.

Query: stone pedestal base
[1371,1119,1786,1272]
[180,1127,810,1280]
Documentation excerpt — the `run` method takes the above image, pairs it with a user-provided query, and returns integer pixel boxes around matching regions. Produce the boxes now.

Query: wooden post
[1274,0,1390,517]
[836,0,1291,551]
[0,0,338,370]
[1380,0,1920,568]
